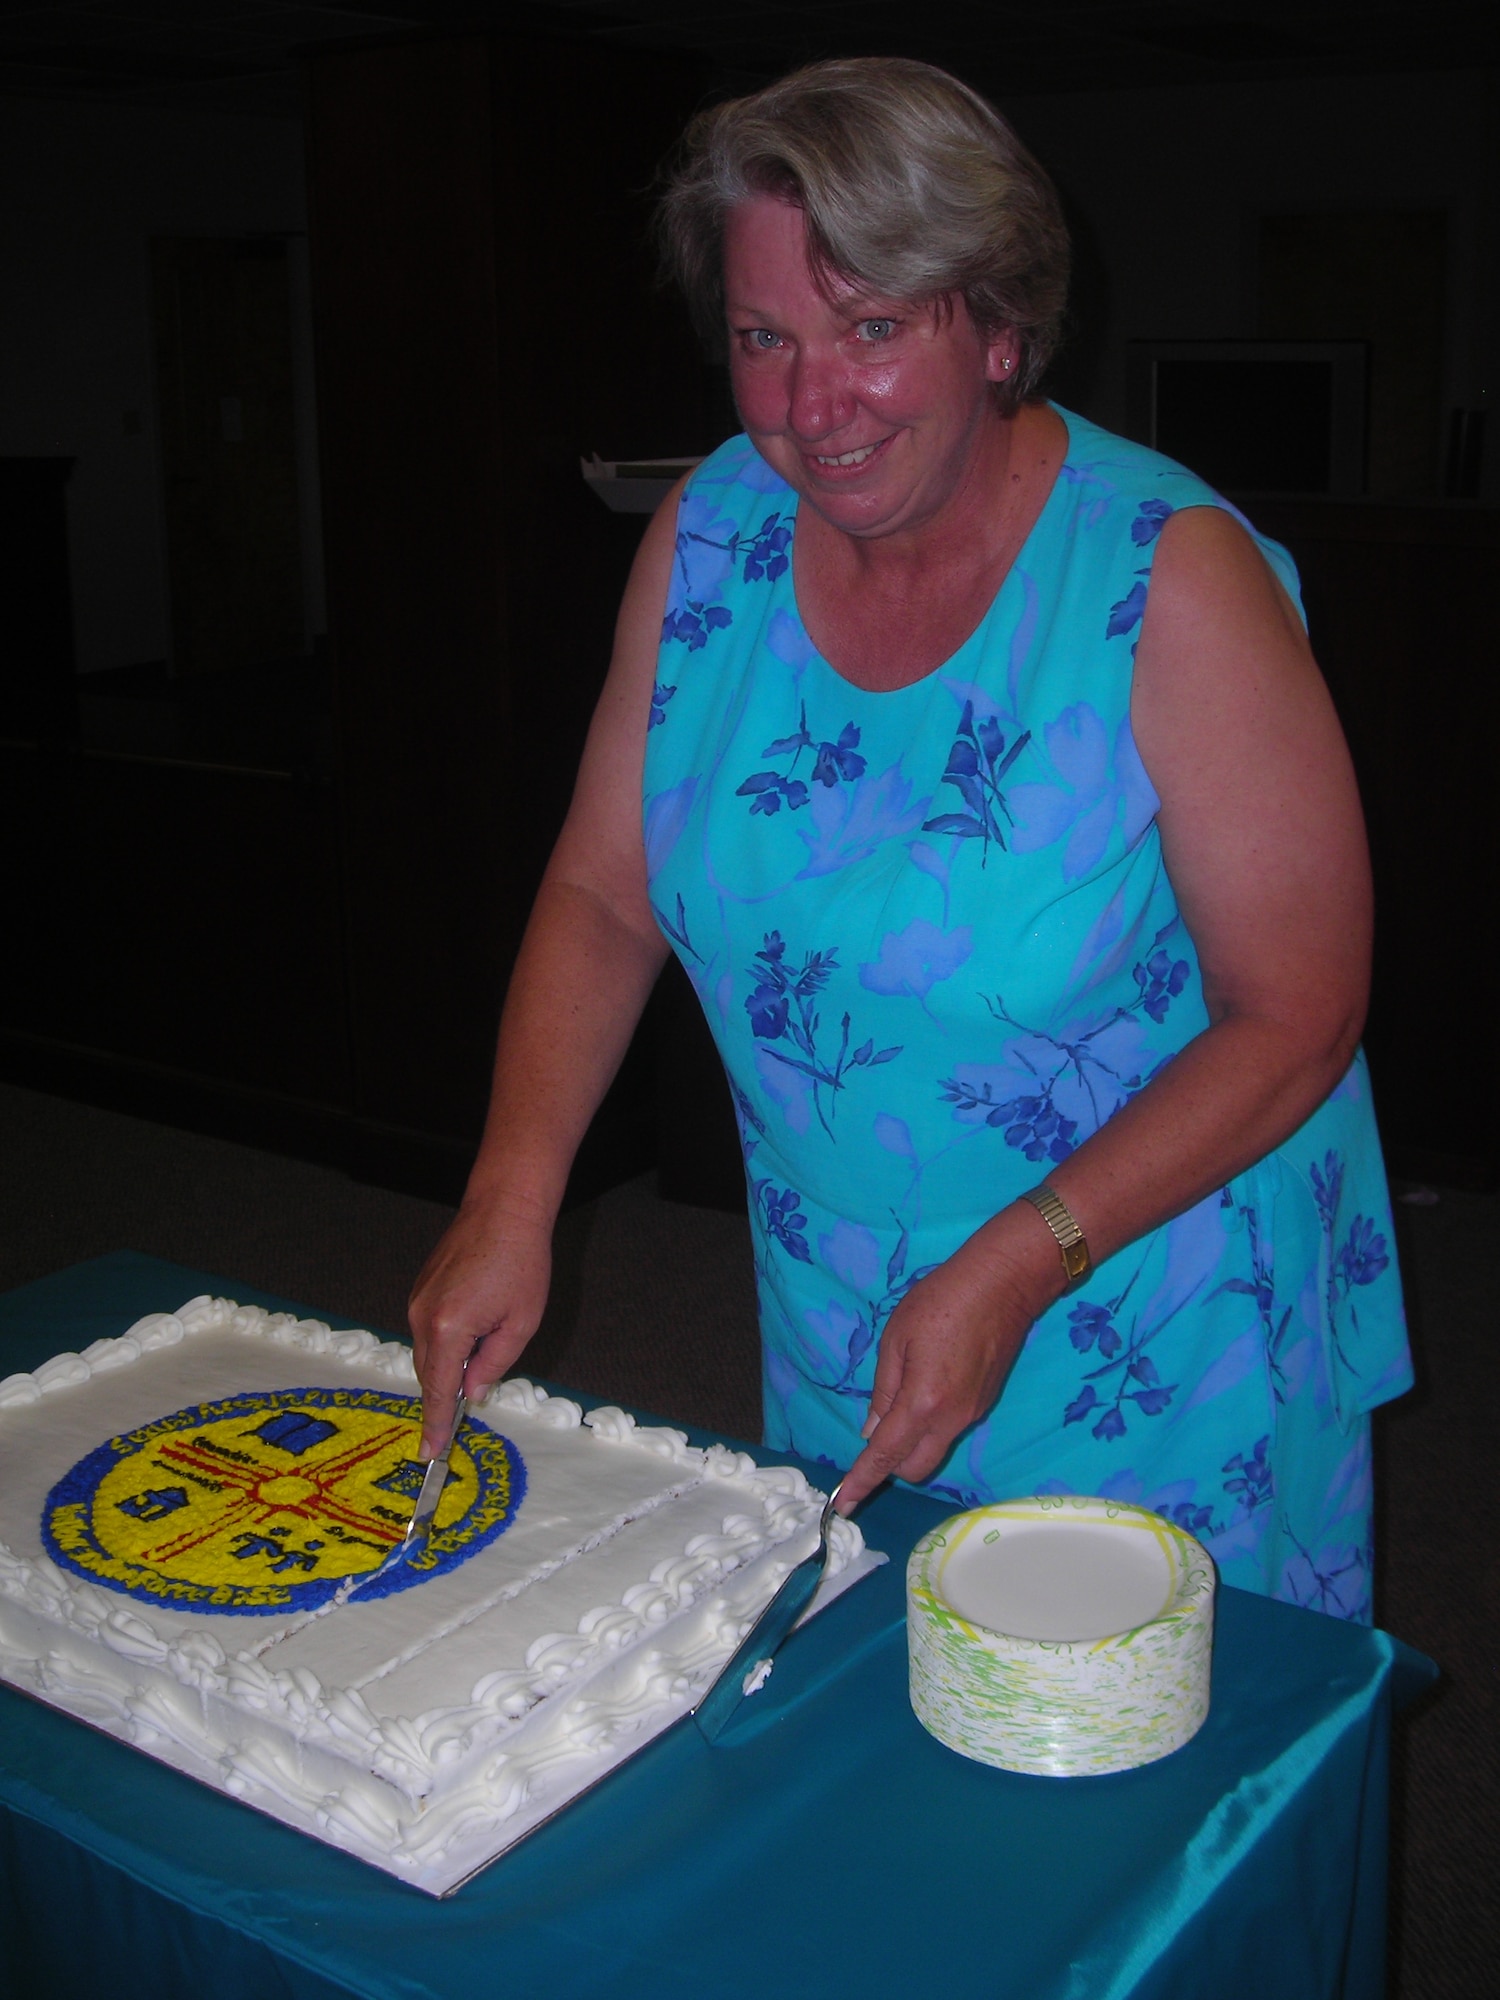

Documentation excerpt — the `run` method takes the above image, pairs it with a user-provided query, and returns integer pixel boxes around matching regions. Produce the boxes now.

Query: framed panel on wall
[1125,339,1370,496]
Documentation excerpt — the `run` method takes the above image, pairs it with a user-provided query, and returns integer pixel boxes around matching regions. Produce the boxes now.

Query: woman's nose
[788,349,853,439]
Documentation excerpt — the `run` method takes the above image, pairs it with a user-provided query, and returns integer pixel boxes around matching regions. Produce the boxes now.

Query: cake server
[692,1480,843,1745]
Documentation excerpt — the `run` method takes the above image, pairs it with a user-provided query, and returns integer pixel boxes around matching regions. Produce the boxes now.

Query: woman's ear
[984,331,1020,384]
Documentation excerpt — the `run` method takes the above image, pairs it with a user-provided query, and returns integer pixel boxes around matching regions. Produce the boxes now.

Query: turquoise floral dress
[643,409,1410,1622]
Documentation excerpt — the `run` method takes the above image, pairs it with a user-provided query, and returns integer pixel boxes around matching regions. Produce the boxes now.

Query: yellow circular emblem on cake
[43,1387,527,1613]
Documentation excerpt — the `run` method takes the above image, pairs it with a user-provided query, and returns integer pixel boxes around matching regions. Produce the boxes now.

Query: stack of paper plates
[907,1495,1215,1776]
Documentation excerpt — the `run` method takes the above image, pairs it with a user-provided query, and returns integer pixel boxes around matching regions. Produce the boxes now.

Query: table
[0,1252,1435,2000]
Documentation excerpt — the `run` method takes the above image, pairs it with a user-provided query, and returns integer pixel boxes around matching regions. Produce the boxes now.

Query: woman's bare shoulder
[613,472,691,675]
[1142,502,1305,641]
[1130,499,1369,1027]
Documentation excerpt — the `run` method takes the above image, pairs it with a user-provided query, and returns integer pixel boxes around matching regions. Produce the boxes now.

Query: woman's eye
[856,318,895,342]
[741,328,781,352]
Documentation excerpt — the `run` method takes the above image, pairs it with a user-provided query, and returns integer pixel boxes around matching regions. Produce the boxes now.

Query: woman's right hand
[407,1192,553,1455]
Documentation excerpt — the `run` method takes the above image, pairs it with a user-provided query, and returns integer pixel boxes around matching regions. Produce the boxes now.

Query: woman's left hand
[836,1201,1064,1512]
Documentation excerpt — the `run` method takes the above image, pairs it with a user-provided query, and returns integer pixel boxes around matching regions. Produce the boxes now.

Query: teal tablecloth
[0,1253,1435,2000]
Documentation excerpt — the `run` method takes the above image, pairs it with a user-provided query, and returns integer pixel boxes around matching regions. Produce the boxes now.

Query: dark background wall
[0,94,317,675]
[1014,67,1498,481]
[2,6,1496,1197]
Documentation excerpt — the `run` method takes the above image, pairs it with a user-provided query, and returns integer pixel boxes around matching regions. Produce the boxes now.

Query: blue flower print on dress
[661,494,792,652]
[733,1080,767,1142]
[797,1297,873,1399]
[796,1214,939,1399]
[937,942,1188,1162]
[858,920,973,1002]
[1061,1267,1187,1442]
[1222,1435,1273,1516]
[1282,1522,1369,1623]
[921,701,1031,861]
[739,771,808,816]
[1310,1149,1391,1391]
[662,490,739,652]
[744,931,900,1136]
[731,1081,768,1174]
[1068,1300,1122,1360]
[796,764,929,880]
[1009,705,1162,881]
[941,1072,1078,1165]
[1094,1467,1220,1540]
[1054,456,1121,531]
[1135,949,1190,1022]
[648,682,676,729]
[1106,578,1149,642]
[1101,499,1192,653]
[1310,1150,1345,1231]
[1209,1202,1295,1401]
[1131,498,1174,546]
[1337,1216,1390,1291]
[1162,1496,1219,1538]
[756,1180,813,1263]
[1272,1432,1384,1616]
[820,1217,884,1298]
[736,704,866,816]
[813,724,866,789]
[644,775,699,879]
[764,604,819,677]
[651,891,701,963]
[741,513,792,581]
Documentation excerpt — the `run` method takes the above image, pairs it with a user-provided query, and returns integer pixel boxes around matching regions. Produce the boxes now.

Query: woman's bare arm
[837,504,1371,1510]
[407,485,683,1450]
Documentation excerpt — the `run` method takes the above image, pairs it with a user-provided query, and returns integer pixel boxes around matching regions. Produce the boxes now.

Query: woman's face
[722,195,1016,542]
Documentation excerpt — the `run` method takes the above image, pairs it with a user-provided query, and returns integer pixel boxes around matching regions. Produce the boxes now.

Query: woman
[410,58,1409,1620]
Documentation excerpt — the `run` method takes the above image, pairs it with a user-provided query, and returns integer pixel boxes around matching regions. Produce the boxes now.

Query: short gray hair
[657,57,1070,406]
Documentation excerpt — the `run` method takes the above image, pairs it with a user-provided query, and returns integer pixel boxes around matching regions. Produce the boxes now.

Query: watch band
[1020,1183,1092,1289]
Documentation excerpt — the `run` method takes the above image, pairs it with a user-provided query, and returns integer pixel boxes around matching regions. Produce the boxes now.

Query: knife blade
[403,1390,468,1556]
[330,1385,469,1607]
[692,1480,842,1744]
[399,1383,469,1555]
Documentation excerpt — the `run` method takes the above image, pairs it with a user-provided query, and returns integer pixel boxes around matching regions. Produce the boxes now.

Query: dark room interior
[1,3,1496,1994]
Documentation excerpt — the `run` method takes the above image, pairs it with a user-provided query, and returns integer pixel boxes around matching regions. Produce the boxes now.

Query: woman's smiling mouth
[810,437,892,470]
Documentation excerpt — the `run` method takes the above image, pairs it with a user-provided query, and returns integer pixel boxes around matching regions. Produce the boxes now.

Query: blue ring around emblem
[41,1385,527,1615]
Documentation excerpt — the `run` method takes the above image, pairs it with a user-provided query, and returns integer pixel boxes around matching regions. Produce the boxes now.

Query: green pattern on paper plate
[906,1495,1215,1776]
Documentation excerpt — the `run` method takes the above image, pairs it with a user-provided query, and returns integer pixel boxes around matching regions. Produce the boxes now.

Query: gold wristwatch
[1020,1183,1092,1289]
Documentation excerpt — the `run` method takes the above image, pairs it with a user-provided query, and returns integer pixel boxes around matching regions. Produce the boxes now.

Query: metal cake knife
[334,1384,468,1608]
[691,1480,843,1745]
[402,1388,469,1554]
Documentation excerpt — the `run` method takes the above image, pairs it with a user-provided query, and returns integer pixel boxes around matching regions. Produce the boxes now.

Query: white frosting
[0,1297,872,1891]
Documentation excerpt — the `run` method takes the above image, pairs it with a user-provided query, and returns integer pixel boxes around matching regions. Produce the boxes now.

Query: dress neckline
[783,405,1076,701]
